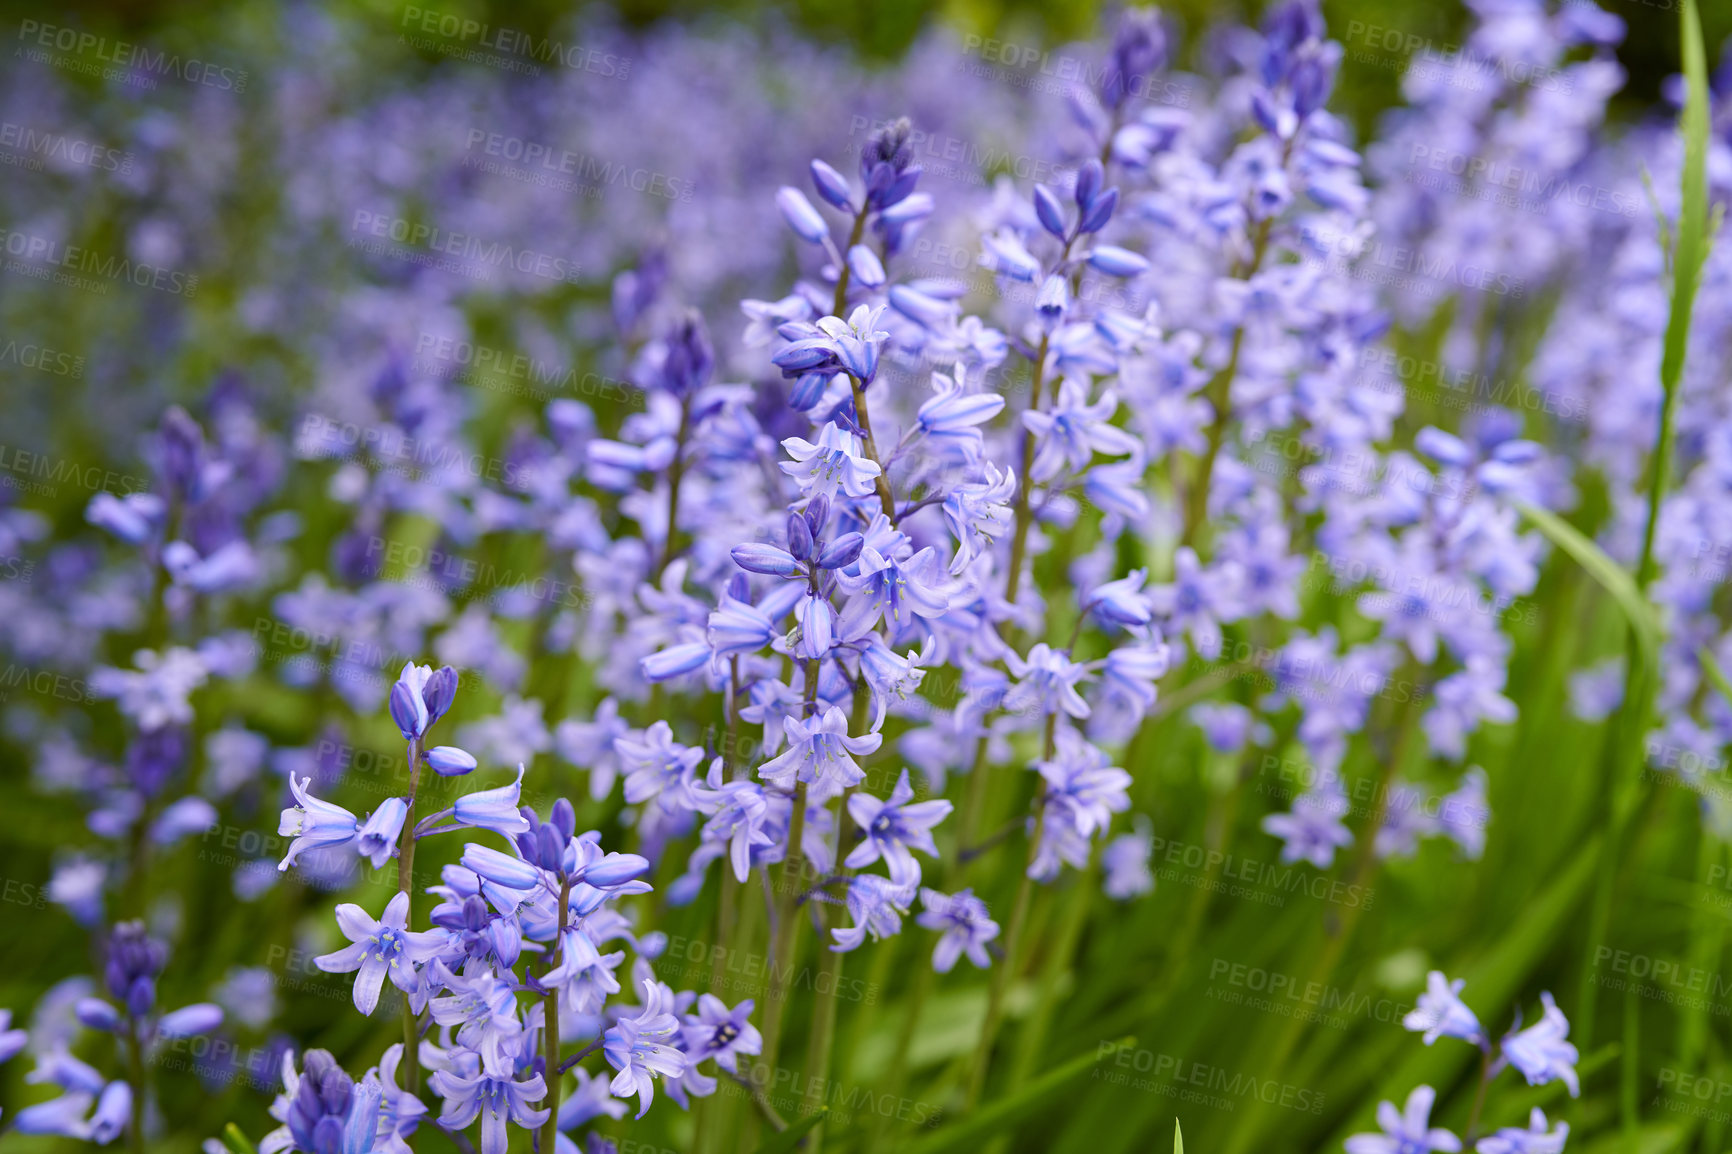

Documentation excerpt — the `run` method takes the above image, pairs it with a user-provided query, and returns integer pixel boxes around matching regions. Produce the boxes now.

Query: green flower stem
[541,875,572,1154]
[396,736,424,1099]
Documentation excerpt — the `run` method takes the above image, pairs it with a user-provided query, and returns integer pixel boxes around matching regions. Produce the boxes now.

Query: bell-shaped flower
[314,893,448,1016]
[277,774,360,871]
[453,766,531,838]
[779,422,882,500]
[1501,993,1579,1097]
[846,769,953,886]
[603,980,689,1118]
[758,705,882,803]
[1403,972,1482,1046]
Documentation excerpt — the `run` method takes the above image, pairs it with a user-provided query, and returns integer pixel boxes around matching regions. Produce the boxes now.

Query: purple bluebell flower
[1475,1109,1568,1154]
[277,775,361,871]
[1501,993,1579,1097]
[453,766,532,839]
[1005,644,1094,720]
[603,980,688,1118]
[846,769,953,886]
[1261,780,1353,868]
[1403,972,1483,1046]
[915,888,999,971]
[1101,825,1155,900]
[1345,1086,1460,1154]
[780,422,883,500]
[431,1049,549,1154]
[832,875,916,951]
[314,892,447,1016]
[681,994,762,1074]
[284,1050,382,1154]
[758,705,881,803]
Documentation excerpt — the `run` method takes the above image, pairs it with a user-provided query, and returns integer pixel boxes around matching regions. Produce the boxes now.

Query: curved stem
[396,736,424,1098]
[540,876,572,1154]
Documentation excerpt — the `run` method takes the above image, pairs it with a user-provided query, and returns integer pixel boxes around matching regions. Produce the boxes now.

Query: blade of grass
[906,1036,1135,1154]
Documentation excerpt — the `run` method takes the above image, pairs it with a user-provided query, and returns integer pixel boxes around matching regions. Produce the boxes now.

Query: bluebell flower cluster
[0,0,1720,1149]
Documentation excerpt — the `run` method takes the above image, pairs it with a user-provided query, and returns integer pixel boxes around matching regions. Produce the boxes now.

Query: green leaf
[752,1108,828,1154]
[1174,1119,1184,1154]
[1665,0,1711,397]
[904,1036,1135,1154]
[1516,502,1658,672]
[1700,647,1732,708]
[221,1123,258,1154]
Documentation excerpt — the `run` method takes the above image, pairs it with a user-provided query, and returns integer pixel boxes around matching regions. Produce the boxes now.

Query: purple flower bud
[848,245,886,289]
[811,159,853,209]
[580,851,651,888]
[127,976,155,1018]
[421,666,459,728]
[1033,185,1068,239]
[777,187,829,244]
[105,921,167,1003]
[771,339,837,373]
[551,799,576,842]
[1078,186,1119,234]
[1087,245,1151,277]
[155,406,205,503]
[818,532,866,570]
[642,642,712,681]
[388,681,427,742]
[461,843,543,891]
[157,1003,224,1039]
[89,1081,131,1145]
[789,371,833,411]
[877,192,934,225]
[76,998,122,1032]
[888,284,960,329]
[86,492,166,545]
[732,543,802,577]
[1415,427,1474,468]
[727,574,751,603]
[425,746,478,776]
[806,493,831,533]
[1075,159,1104,211]
[787,513,814,561]
[536,824,566,873]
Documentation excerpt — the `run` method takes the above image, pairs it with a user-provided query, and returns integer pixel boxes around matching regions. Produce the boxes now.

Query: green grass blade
[752,1108,828,1154]
[1699,647,1732,707]
[1174,1118,1184,1154]
[1515,502,1657,670]
[221,1123,258,1154]
[904,1036,1135,1154]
